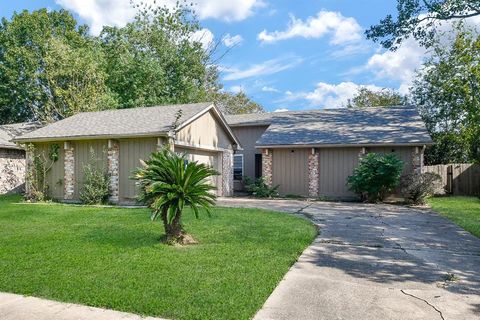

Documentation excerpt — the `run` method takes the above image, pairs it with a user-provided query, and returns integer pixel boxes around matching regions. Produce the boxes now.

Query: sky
[0,0,455,112]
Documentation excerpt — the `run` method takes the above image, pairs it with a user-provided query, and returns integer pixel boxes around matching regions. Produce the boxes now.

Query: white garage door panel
[175,147,221,194]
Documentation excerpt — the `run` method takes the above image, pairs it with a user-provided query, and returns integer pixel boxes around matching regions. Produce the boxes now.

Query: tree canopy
[0,5,263,124]
[346,87,406,108]
[411,28,480,164]
[366,0,480,50]
[0,9,101,123]
[212,91,264,114]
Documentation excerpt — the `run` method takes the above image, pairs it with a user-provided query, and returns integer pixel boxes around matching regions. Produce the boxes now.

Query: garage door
[272,148,309,196]
[175,147,221,195]
[318,148,359,198]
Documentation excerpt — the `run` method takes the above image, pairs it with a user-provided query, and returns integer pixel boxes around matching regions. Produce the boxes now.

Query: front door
[255,153,262,179]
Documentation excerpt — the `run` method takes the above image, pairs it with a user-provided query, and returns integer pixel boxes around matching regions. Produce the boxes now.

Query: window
[233,154,243,181]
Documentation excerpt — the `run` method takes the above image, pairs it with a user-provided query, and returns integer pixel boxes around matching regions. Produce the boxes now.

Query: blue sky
[1,1,431,111]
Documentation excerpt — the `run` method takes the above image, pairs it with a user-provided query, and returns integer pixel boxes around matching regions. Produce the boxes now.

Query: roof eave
[228,122,272,127]
[14,131,169,143]
[255,141,435,148]
[0,144,25,150]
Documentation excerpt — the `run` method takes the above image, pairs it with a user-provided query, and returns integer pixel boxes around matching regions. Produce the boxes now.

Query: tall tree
[100,3,218,109]
[366,0,480,50]
[411,29,480,164]
[0,9,113,124]
[39,38,116,122]
[346,87,406,108]
[211,91,264,114]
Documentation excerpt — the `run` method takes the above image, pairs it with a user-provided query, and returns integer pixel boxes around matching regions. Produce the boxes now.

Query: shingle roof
[15,103,214,142]
[0,122,43,149]
[225,112,274,126]
[227,107,433,146]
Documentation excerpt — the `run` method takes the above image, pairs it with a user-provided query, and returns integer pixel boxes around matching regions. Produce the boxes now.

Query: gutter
[255,142,435,148]
[13,131,169,143]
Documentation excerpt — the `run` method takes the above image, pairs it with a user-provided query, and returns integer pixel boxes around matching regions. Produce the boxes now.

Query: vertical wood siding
[272,148,309,196]
[231,125,268,190]
[318,148,360,198]
[119,138,158,200]
[367,146,414,175]
[73,140,108,200]
[34,142,65,200]
[176,110,232,149]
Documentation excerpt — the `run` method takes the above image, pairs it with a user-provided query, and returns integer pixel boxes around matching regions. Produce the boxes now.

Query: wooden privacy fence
[423,163,480,196]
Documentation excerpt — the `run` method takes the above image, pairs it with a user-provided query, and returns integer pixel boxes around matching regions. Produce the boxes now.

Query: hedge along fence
[423,164,480,196]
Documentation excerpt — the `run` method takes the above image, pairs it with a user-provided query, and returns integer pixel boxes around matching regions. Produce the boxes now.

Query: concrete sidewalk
[0,292,166,320]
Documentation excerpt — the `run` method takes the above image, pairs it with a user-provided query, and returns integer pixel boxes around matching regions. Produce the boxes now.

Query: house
[226,107,433,199]
[14,103,433,202]
[0,122,42,194]
[14,103,240,204]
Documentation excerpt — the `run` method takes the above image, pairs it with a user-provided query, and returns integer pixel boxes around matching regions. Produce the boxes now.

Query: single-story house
[0,122,42,194]
[226,107,433,199]
[14,103,240,204]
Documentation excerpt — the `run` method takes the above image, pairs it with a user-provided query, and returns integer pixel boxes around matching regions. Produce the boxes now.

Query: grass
[428,196,480,238]
[0,195,316,320]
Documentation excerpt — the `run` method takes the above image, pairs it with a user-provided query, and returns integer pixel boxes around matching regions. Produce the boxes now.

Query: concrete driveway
[217,198,480,320]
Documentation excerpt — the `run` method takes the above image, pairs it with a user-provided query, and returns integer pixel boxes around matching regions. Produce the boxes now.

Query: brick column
[412,146,422,173]
[221,150,233,196]
[308,148,319,197]
[64,142,75,200]
[107,139,120,203]
[262,149,273,187]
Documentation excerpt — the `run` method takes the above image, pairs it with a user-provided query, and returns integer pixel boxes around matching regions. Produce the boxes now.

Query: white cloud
[229,85,244,93]
[360,14,480,94]
[222,56,303,81]
[56,0,263,35]
[191,28,215,49]
[56,0,134,35]
[364,39,426,94]
[261,86,279,92]
[274,108,289,112]
[195,0,265,21]
[330,42,372,58]
[222,34,244,47]
[280,82,384,108]
[258,11,362,44]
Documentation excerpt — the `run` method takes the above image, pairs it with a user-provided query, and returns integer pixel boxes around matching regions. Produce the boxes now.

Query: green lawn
[0,195,316,320]
[428,196,480,238]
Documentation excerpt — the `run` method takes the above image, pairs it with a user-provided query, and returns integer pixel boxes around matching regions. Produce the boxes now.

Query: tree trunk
[160,207,191,244]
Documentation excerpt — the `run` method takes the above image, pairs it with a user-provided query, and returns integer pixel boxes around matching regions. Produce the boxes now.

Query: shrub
[133,148,218,244]
[244,176,279,198]
[347,153,403,202]
[80,163,110,205]
[25,143,60,202]
[400,172,442,205]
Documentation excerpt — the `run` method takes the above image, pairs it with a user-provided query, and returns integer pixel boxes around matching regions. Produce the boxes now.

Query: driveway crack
[400,289,445,320]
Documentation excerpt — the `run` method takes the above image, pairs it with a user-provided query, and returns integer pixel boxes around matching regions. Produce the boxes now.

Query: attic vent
[291,150,295,153]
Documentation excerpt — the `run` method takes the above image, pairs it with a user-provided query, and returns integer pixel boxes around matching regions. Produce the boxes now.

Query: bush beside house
[347,153,404,203]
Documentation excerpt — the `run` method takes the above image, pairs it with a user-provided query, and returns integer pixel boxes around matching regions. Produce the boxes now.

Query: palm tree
[133,148,218,244]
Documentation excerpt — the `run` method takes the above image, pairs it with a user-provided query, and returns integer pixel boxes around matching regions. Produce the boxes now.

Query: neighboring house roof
[0,122,43,150]
[226,107,433,147]
[15,102,241,147]
[225,112,274,127]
